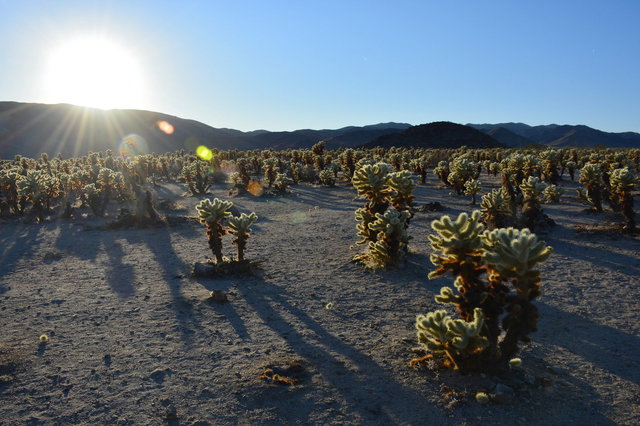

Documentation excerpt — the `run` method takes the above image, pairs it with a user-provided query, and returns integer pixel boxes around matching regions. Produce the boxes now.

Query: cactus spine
[416,210,552,370]
[609,167,638,232]
[227,212,258,261]
[352,162,415,268]
[196,198,233,263]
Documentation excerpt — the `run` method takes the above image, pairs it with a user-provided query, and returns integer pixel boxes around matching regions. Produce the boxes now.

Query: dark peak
[362,121,504,149]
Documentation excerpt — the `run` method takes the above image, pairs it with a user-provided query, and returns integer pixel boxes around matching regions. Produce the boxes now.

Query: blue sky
[1,0,639,132]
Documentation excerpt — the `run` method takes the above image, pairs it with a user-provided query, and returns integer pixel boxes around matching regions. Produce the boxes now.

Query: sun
[43,36,145,110]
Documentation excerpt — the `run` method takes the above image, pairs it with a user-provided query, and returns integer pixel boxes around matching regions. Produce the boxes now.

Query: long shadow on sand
[538,301,640,386]
[0,223,43,288]
[53,219,203,345]
[213,276,442,424]
[547,232,640,277]
[115,223,202,346]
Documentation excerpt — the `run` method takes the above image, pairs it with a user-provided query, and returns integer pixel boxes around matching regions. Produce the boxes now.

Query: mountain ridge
[1,102,638,158]
[361,121,505,149]
[467,122,640,148]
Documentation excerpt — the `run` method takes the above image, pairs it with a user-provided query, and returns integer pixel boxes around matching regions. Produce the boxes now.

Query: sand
[1,174,639,425]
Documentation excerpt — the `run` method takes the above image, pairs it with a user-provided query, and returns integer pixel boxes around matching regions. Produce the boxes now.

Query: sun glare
[43,36,145,110]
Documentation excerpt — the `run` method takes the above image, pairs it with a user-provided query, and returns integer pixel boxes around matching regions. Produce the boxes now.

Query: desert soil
[1,174,639,425]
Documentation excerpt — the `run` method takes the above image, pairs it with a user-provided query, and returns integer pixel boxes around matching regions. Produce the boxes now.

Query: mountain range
[467,122,640,148]
[0,101,638,159]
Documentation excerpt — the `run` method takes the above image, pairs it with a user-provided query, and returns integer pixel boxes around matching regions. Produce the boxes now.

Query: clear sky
[1,0,639,132]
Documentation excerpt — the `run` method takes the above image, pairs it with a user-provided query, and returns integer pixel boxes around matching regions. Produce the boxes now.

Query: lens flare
[247,180,264,196]
[290,210,309,224]
[118,134,148,157]
[157,120,174,134]
[196,145,214,161]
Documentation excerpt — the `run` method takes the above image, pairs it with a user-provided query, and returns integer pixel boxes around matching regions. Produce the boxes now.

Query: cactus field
[0,147,639,424]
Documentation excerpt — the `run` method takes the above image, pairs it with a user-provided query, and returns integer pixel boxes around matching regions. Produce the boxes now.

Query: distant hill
[361,121,505,149]
[321,123,411,149]
[2,102,638,159]
[0,102,243,158]
[484,127,536,148]
[0,102,410,158]
[468,122,640,148]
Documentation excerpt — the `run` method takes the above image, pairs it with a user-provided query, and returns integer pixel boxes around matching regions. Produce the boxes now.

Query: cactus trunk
[206,223,225,263]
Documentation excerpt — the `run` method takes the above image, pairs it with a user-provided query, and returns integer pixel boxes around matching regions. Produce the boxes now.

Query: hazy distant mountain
[362,121,504,149]
[0,102,244,158]
[468,122,640,148]
[484,127,536,148]
[321,123,412,149]
[0,102,410,158]
[2,102,638,159]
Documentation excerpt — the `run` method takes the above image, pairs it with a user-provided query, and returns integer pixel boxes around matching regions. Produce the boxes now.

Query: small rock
[150,369,167,383]
[209,290,228,303]
[165,404,178,420]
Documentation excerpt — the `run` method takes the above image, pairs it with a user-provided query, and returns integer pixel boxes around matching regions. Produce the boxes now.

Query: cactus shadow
[53,221,102,262]
[100,233,136,298]
[117,226,200,345]
[192,277,251,341]
[547,234,640,277]
[292,184,360,213]
[232,277,441,423]
[0,222,43,285]
[538,301,640,386]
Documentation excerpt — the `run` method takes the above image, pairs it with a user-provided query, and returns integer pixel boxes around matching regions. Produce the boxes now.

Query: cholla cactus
[386,170,416,212]
[196,198,233,263]
[482,227,552,284]
[0,169,21,214]
[263,158,279,187]
[488,162,500,176]
[319,169,335,187]
[464,179,480,205]
[410,159,428,184]
[272,173,292,194]
[352,163,415,267]
[415,210,552,370]
[519,176,547,231]
[480,188,513,229]
[519,176,547,201]
[299,164,318,183]
[501,153,526,185]
[416,308,488,370]
[447,157,478,195]
[327,161,341,178]
[482,227,552,358]
[579,163,604,212]
[82,183,103,217]
[433,161,450,186]
[543,184,564,203]
[609,167,639,232]
[365,208,410,268]
[352,163,392,213]
[539,149,561,183]
[229,171,250,195]
[428,210,485,281]
[340,148,357,180]
[227,212,258,261]
[565,160,577,181]
[182,160,211,195]
[17,170,50,220]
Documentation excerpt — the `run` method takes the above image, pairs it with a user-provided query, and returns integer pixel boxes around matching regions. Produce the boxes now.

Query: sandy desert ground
[1,173,639,425]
